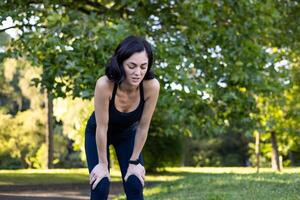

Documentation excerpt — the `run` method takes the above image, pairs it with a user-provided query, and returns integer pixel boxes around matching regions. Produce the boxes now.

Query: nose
[134,67,142,75]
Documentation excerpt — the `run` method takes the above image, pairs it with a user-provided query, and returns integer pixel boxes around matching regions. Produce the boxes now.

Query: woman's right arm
[94,76,111,165]
[89,76,111,189]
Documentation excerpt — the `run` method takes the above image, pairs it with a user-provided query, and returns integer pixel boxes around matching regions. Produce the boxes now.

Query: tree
[1,0,299,170]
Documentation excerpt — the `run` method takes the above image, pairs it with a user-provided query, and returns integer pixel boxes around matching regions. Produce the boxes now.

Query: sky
[1,17,18,39]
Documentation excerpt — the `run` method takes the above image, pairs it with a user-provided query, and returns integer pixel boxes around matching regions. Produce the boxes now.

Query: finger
[136,174,144,186]
[129,171,144,187]
[137,168,144,178]
[137,168,145,179]
[90,175,97,184]
[142,168,146,175]
[124,172,129,182]
[137,164,145,175]
[92,177,102,190]
[89,172,94,180]
[139,172,145,183]
[124,171,134,182]
[91,167,96,175]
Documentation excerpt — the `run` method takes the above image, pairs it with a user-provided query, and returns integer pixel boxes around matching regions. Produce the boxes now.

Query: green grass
[1,167,300,200]
[139,167,300,200]
[0,168,122,185]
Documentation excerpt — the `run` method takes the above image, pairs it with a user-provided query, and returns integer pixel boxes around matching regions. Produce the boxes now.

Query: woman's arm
[89,76,112,190]
[130,78,160,161]
[94,76,111,165]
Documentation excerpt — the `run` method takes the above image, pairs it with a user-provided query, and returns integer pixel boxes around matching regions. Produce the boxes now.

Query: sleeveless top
[106,82,145,140]
[88,81,145,141]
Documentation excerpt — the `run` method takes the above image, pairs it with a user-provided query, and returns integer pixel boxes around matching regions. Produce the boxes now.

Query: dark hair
[105,35,155,84]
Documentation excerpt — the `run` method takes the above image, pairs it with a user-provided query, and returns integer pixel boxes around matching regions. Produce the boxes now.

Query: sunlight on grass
[145,175,183,182]
[144,186,164,196]
[0,168,122,185]
[164,167,300,174]
[0,168,89,174]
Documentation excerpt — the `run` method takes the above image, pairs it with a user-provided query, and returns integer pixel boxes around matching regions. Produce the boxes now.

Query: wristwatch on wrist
[128,159,140,165]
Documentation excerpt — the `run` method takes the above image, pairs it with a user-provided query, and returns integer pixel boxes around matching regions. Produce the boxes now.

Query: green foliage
[53,96,93,163]
[184,133,249,167]
[143,133,184,172]
[0,58,47,169]
[1,1,300,169]
[0,58,87,169]
[0,109,45,169]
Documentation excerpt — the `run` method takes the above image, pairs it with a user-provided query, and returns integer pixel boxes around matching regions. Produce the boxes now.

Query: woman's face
[123,50,148,86]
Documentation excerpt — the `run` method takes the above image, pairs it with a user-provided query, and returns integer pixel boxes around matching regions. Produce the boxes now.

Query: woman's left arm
[130,79,160,161]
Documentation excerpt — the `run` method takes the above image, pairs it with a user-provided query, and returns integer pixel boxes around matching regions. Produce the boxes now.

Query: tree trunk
[255,131,260,173]
[45,89,54,169]
[270,131,280,171]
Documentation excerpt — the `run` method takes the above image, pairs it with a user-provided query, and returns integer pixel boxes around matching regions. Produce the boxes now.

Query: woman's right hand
[90,162,110,190]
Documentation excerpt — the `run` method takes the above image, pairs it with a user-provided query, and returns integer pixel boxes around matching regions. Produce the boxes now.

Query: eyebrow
[128,61,148,66]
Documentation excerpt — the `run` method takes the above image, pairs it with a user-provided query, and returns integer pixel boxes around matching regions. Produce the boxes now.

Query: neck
[119,81,139,93]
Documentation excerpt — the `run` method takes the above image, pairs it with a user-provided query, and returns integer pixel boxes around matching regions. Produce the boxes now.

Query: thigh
[113,130,144,179]
[85,120,110,173]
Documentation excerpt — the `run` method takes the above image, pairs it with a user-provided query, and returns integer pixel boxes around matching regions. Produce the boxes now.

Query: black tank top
[106,82,145,138]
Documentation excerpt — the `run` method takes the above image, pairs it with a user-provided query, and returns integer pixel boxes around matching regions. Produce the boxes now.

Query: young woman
[84,36,160,200]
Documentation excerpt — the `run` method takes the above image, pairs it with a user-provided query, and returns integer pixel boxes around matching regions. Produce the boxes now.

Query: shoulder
[143,78,160,90]
[143,78,160,100]
[95,75,114,97]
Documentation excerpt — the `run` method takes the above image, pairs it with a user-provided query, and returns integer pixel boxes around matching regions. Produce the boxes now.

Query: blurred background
[0,0,299,173]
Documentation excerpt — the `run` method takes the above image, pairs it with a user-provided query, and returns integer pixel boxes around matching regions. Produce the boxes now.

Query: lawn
[0,168,121,186]
[139,167,300,200]
[0,167,299,200]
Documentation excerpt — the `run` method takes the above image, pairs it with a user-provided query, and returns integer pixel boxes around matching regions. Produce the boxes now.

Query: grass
[0,167,299,200]
[140,167,300,200]
[0,168,122,186]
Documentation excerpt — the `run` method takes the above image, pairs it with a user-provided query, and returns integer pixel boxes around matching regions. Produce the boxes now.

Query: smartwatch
[128,159,140,165]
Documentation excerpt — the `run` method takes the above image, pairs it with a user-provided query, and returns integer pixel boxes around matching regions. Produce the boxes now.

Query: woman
[84,36,160,200]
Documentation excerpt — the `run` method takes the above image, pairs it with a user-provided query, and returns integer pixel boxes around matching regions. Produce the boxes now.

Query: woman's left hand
[124,163,145,186]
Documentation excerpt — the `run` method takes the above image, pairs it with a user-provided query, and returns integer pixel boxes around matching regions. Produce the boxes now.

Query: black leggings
[85,124,144,200]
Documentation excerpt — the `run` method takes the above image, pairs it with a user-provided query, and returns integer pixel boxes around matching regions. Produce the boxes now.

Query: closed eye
[128,65,136,69]
[127,62,148,70]
[141,65,147,70]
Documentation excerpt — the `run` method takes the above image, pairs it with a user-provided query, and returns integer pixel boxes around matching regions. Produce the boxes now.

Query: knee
[125,175,143,194]
[91,177,110,200]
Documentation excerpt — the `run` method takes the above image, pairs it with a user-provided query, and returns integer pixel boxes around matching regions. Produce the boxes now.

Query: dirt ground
[0,181,157,200]
[0,182,124,200]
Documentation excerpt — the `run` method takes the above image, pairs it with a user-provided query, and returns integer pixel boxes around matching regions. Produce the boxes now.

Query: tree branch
[62,0,125,17]
[65,0,110,15]
[0,24,47,33]
[0,25,18,33]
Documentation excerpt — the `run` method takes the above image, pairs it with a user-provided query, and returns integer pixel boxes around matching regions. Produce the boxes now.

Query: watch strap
[128,159,140,165]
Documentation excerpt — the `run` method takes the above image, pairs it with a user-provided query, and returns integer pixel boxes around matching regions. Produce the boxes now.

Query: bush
[143,133,184,172]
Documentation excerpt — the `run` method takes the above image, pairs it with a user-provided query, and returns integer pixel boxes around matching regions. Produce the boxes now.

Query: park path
[0,182,124,200]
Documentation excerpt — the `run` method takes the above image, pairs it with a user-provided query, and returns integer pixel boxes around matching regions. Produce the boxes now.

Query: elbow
[96,126,108,136]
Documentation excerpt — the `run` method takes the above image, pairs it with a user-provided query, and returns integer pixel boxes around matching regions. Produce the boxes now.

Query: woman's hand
[124,163,145,186]
[90,163,110,190]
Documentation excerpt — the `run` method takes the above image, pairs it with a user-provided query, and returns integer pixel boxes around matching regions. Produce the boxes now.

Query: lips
[132,77,140,82]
